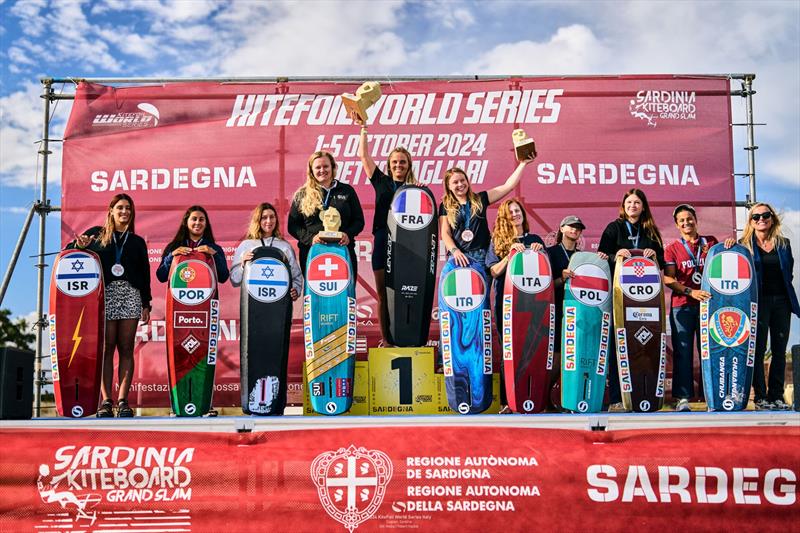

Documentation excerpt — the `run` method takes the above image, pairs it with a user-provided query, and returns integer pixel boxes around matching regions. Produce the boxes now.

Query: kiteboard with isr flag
[386,185,438,347]
[166,251,219,417]
[700,243,757,411]
[304,244,356,416]
[48,249,105,418]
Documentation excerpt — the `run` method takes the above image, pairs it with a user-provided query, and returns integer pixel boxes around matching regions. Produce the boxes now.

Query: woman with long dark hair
[156,205,229,284]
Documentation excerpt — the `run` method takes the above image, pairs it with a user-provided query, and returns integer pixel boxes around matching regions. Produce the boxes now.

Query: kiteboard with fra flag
[166,251,219,417]
[48,249,105,418]
[700,243,757,411]
[303,244,356,415]
[613,250,666,413]
[386,185,438,346]
[438,257,493,414]
[560,252,612,413]
[240,246,293,415]
[502,249,555,413]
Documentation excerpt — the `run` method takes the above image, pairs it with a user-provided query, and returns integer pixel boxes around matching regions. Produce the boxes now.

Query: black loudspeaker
[0,347,33,419]
[792,345,799,412]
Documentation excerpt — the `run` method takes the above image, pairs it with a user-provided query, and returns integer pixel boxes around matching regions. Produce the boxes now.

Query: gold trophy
[512,129,537,161]
[341,81,382,123]
[318,207,344,243]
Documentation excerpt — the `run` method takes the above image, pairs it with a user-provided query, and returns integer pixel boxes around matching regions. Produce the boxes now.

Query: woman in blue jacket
[157,206,230,284]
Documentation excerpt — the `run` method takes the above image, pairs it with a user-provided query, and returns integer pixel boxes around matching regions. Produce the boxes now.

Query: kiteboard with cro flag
[240,246,293,415]
[48,249,105,418]
[613,250,666,413]
[700,243,757,411]
[303,243,356,415]
[438,257,493,414]
[502,249,555,413]
[560,252,612,413]
[166,251,219,417]
[386,185,438,347]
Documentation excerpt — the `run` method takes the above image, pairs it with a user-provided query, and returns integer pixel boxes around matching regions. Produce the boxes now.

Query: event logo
[510,250,551,293]
[392,188,435,230]
[569,264,609,306]
[308,253,350,297]
[247,257,290,303]
[170,260,216,305]
[442,268,486,312]
[55,251,101,297]
[629,90,696,128]
[707,252,751,295]
[92,102,160,129]
[620,257,660,302]
[35,445,194,530]
[710,307,750,348]
[310,445,393,532]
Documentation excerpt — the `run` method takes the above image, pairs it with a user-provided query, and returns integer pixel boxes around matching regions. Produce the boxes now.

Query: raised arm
[354,115,378,180]
[486,156,535,205]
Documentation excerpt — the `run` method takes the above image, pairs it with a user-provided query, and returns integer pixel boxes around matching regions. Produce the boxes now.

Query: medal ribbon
[680,237,707,281]
[113,230,129,266]
[625,221,640,248]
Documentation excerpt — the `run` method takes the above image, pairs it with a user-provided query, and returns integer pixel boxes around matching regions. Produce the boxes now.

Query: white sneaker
[771,399,790,411]
[608,402,626,413]
[675,399,691,412]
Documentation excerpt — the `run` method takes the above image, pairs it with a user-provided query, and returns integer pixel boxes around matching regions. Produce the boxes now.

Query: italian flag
[708,253,750,283]
[443,268,485,308]
[510,251,549,277]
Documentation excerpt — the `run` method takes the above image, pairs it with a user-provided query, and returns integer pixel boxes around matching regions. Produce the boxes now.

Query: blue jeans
[670,305,700,400]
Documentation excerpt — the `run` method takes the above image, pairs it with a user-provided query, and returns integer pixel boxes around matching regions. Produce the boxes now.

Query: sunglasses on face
[750,212,773,222]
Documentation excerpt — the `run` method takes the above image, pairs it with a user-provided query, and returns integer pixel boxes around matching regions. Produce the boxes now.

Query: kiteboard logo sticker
[174,311,208,328]
[442,267,486,312]
[709,307,750,347]
[510,250,551,293]
[620,256,660,302]
[392,188,434,230]
[311,445,393,532]
[181,334,201,354]
[308,253,350,297]
[707,252,751,295]
[247,257,290,303]
[634,326,653,345]
[71,406,84,417]
[248,376,279,413]
[569,264,609,306]
[55,252,101,297]
[171,260,216,305]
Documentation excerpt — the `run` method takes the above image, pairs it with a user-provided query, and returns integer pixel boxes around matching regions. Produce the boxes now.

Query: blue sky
[1,0,799,340]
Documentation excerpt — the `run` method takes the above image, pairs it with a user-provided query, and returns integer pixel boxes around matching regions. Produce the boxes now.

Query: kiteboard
[303,243,356,415]
[48,249,105,418]
[560,252,612,413]
[166,251,219,417]
[502,249,555,413]
[240,246,293,415]
[613,250,666,413]
[700,243,757,411]
[386,185,439,347]
[438,257,492,414]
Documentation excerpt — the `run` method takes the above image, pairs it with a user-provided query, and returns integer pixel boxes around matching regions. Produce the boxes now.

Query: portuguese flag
[172,261,214,288]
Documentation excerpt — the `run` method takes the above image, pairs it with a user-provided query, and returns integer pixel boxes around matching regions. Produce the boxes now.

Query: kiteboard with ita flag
[502,249,555,413]
[386,185,438,346]
[560,252,612,413]
[613,250,666,413]
[700,243,757,411]
[438,257,492,414]
[240,246,293,415]
[166,251,219,417]
[304,243,356,415]
[48,249,105,418]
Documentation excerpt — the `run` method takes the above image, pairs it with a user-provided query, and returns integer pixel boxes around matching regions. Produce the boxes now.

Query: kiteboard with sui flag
[303,243,356,416]
[48,249,105,418]
[613,250,666,413]
[240,246,293,415]
[560,252,612,413]
[166,251,219,417]
[438,257,492,414]
[502,249,555,413]
[700,243,757,411]
[386,185,438,347]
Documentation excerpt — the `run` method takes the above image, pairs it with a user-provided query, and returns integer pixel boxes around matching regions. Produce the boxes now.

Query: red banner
[1,425,796,531]
[60,76,736,406]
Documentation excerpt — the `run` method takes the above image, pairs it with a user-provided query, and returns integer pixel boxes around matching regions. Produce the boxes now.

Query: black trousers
[753,294,792,402]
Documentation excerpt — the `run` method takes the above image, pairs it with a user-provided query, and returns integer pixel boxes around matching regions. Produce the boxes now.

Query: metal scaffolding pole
[743,75,758,203]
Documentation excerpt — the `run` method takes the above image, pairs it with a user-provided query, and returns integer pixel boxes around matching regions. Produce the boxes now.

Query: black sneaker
[96,400,114,418]
[754,399,772,410]
[771,399,790,411]
[117,399,134,418]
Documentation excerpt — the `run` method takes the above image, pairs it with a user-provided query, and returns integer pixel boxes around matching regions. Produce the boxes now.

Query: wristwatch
[683,287,692,295]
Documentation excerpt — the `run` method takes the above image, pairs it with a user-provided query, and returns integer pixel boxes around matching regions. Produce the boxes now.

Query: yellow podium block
[303,360,369,416]
[435,372,502,414]
[369,347,439,415]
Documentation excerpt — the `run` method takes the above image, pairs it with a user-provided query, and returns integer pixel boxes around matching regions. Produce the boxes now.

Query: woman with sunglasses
[740,203,798,410]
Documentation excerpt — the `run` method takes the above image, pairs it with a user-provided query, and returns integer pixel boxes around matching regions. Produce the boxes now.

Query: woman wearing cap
[740,203,798,410]
[662,204,722,412]
[598,188,665,411]
[485,198,544,411]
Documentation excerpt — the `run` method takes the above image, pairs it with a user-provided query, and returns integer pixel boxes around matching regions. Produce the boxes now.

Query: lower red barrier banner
[1,426,797,531]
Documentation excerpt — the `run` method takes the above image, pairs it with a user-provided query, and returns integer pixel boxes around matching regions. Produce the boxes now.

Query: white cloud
[0,206,33,215]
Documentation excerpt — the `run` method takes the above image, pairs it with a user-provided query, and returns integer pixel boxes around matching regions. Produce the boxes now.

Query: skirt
[105,280,143,320]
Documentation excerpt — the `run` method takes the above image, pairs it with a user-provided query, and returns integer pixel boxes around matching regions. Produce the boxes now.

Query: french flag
[393,188,433,215]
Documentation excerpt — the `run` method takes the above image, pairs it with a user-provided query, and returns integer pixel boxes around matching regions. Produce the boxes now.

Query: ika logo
[311,445,393,532]
[629,90,696,128]
[92,103,160,128]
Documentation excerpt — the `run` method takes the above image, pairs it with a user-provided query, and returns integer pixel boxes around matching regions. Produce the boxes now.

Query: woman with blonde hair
[288,151,365,277]
[740,202,798,410]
